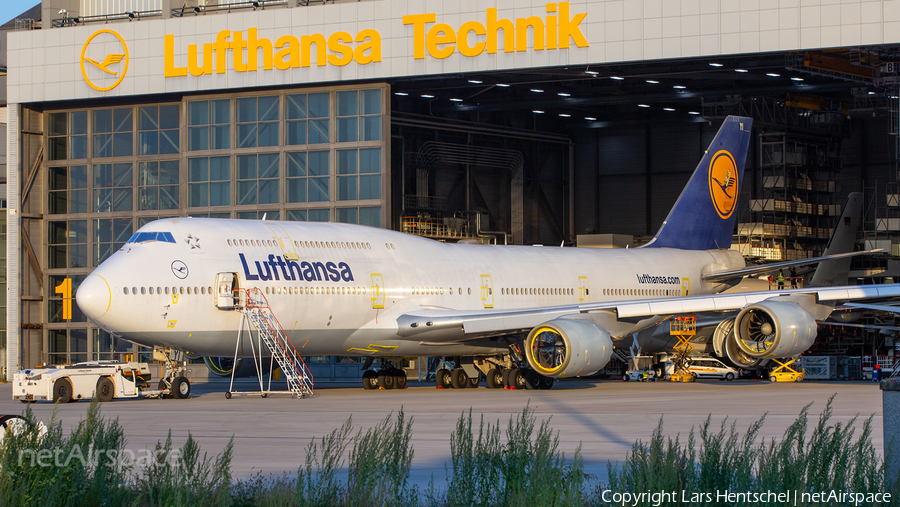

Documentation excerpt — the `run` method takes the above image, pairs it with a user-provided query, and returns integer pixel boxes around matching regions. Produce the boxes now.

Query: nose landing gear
[154,347,191,399]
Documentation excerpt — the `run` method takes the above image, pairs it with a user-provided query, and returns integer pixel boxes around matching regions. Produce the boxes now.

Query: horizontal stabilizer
[701,249,883,283]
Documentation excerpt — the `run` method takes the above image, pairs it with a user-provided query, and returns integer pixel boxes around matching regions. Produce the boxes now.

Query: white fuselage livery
[76,218,746,359]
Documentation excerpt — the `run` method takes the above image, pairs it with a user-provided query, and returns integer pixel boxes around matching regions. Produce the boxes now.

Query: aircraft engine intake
[712,318,768,370]
[524,318,613,378]
[734,301,817,359]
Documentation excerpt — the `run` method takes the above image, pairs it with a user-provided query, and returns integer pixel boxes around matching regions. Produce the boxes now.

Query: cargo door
[266,224,300,260]
[480,274,494,308]
[370,273,385,309]
[578,276,591,302]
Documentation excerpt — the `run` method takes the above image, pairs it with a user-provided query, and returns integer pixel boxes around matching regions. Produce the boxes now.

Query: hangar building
[3,0,900,377]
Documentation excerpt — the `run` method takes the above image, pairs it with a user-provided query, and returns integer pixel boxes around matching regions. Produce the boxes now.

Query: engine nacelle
[524,318,613,378]
[734,301,817,359]
[712,318,768,370]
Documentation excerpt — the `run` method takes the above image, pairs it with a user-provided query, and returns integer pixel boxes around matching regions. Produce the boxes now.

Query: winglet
[642,116,753,250]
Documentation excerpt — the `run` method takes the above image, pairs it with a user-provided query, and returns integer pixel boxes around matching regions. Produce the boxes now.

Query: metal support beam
[6,105,20,377]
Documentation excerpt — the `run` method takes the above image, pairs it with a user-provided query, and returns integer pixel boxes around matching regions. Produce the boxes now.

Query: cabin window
[149,287,154,295]
[141,287,146,295]
[132,287,137,294]
[123,288,128,295]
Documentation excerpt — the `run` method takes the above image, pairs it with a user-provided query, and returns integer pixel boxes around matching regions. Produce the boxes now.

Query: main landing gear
[434,357,553,390]
[360,359,408,390]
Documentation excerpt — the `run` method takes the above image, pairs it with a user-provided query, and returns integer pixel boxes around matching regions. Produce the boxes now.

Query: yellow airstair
[668,316,697,382]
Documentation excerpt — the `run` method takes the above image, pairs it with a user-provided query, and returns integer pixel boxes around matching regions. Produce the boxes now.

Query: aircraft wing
[395,284,900,343]
[700,250,882,283]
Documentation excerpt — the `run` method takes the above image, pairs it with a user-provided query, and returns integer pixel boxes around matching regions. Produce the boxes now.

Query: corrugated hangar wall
[573,121,726,240]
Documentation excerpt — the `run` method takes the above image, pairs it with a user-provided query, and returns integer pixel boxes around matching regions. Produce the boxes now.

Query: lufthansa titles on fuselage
[635,274,681,285]
[239,253,354,282]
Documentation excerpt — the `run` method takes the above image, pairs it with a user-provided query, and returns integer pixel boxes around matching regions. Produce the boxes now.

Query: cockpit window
[127,231,177,244]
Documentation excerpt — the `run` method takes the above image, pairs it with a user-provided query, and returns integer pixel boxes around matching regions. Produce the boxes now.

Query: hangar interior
[2,0,900,376]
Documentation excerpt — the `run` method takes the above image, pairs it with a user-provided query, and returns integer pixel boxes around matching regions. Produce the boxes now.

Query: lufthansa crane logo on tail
[708,150,738,219]
[80,29,129,92]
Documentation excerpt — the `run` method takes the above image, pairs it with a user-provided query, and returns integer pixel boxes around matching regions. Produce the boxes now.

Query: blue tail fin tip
[643,116,753,250]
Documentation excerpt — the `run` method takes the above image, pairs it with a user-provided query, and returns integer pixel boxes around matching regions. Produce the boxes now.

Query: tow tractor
[13,355,190,403]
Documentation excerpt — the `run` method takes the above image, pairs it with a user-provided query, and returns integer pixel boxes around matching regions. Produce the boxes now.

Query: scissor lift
[768,358,805,382]
[668,316,697,382]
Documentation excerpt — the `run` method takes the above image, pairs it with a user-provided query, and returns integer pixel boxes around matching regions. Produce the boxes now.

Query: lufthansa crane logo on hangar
[80,29,130,92]
[708,150,738,219]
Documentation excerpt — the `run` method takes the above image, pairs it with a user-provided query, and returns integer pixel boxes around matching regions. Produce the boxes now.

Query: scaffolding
[735,131,841,262]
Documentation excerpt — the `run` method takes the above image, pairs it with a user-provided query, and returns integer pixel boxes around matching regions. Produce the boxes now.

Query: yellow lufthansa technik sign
[79,3,589,89]
[81,29,130,91]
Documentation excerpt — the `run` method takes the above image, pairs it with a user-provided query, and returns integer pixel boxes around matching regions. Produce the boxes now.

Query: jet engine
[733,301,817,358]
[712,318,768,370]
[524,318,613,378]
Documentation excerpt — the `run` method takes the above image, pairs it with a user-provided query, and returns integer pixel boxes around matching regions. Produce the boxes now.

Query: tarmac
[0,378,887,486]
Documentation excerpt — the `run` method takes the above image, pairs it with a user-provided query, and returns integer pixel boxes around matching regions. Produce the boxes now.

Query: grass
[598,395,896,506]
[0,396,895,506]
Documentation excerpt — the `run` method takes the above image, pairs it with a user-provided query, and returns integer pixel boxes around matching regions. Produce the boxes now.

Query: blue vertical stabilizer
[642,116,753,250]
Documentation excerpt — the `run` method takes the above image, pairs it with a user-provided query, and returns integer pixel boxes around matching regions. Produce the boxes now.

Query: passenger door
[480,274,494,308]
[266,224,300,261]
[370,273,385,309]
[578,276,591,302]
[215,272,238,310]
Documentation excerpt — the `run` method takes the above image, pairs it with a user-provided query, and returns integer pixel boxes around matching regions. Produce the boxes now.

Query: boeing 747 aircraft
[72,116,900,395]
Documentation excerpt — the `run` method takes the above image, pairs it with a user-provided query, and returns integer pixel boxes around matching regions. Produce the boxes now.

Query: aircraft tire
[362,370,377,390]
[96,377,114,402]
[467,375,479,388]
[436,369,452,389]
[486,368,503,389]
[377,371,395,390]
[450,368,469,389]
[539,375,555,390]
[173,377,191,399]
[53,378,73,404]
[508,368,526,390]
[394,370,408,389]
[523,370,540,390]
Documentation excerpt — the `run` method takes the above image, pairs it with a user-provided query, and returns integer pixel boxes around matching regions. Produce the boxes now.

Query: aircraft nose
[76,274,112,320]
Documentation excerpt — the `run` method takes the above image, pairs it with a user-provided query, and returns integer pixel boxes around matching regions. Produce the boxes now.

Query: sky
[0,2,40,27]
